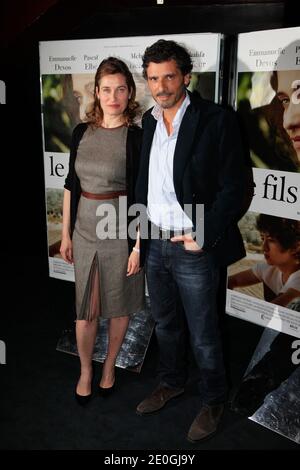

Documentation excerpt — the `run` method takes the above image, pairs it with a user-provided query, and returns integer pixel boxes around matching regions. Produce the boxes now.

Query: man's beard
[156,86,185,109]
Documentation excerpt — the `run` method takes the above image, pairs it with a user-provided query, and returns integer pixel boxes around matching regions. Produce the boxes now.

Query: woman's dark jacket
[64,122,143,252]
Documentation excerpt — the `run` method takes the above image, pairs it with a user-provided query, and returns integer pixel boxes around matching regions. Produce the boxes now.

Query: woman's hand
[127,250,140,276]
[60,237,73,264]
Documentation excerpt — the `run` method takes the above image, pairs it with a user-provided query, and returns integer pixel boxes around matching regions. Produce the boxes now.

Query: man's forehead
[147,60,179,74]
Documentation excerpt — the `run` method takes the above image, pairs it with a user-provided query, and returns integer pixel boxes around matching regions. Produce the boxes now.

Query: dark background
[0,0,299,451]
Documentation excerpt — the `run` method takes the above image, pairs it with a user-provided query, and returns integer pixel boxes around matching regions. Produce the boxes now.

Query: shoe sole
[187,406,225,443]
[136,390,184,416]
[187,429,217,443]
[75,393,93,406]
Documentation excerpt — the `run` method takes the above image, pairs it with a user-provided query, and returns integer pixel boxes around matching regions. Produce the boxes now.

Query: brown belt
[81,190,127,200]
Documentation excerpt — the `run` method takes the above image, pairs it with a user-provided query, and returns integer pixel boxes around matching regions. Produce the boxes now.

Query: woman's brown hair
[86,57,140,126]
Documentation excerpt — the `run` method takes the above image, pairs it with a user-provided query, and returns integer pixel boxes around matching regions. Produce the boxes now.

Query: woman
[60,57,144,405]
[228,214,300,307]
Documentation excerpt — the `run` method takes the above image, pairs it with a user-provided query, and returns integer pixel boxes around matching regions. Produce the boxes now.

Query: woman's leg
[100,315,130,388]
[75,319,98,395]
[75,261,100,395]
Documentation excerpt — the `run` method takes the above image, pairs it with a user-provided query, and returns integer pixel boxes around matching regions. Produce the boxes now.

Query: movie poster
[39,33,223,281]
[226,27,300,338]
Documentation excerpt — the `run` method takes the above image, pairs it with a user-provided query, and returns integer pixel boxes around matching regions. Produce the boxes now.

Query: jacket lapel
[140,94,207,205]
[173,96,201,200]
[139,113,157,204]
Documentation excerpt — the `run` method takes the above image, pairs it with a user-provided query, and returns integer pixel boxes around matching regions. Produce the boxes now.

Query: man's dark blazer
[136,91,251,267]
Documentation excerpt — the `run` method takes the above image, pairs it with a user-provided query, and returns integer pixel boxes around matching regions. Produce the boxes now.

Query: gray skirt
[72,196,144,320]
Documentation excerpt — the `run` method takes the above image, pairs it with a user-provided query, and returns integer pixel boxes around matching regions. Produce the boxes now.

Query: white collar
[151,92,190,123]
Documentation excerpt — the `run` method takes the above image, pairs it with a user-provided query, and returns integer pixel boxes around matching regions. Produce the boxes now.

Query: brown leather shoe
[187,404,224,442]
[136,385,184,415]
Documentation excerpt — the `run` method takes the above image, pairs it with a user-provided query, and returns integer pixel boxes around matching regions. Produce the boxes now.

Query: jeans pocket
[176,241,204,256]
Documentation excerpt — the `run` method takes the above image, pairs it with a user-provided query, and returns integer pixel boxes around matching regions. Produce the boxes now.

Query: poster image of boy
[228,213,300,308]
[228,214,300,422]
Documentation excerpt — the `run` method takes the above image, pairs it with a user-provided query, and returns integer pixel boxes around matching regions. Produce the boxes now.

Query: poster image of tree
[42,74,92,153]
[47,188,63,257]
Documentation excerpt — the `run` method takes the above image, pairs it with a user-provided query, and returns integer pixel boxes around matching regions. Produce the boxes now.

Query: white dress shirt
[147,93,193,231]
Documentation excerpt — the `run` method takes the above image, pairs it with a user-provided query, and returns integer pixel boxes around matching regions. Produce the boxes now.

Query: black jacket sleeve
[201,108,250,251]
[64,123,87,191]
[64,123,87,237]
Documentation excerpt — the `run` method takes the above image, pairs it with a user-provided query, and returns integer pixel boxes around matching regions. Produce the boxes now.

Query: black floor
[0,256,299,451]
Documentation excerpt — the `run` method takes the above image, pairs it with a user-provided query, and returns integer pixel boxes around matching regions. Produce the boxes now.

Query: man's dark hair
[142,39,193,79]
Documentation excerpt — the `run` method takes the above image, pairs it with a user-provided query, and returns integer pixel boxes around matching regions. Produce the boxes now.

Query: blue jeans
[146,239,227,405]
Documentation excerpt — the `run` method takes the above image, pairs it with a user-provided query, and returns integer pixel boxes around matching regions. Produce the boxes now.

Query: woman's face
[71,74,94,121]
[260,232,297,268]
[96,73,131,120]
[277,70,300,161]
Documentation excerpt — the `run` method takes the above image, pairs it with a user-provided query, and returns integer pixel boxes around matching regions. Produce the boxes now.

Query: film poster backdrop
[226,27,300,444]
[226,26,300,339]
[39,33,223,370]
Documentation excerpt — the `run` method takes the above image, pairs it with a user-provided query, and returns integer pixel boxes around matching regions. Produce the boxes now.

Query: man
[135,39,249,442]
